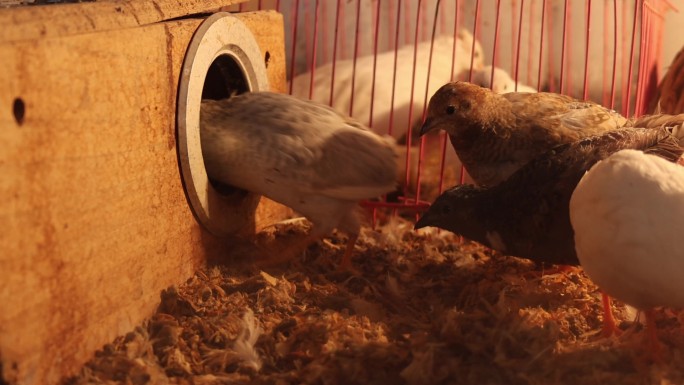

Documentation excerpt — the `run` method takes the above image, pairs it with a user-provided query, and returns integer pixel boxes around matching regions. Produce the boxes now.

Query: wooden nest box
[0,1,289,384]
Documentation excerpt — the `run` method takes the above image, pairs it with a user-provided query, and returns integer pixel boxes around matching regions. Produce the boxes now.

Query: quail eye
[446,105,456,115]
[441,204,451,215]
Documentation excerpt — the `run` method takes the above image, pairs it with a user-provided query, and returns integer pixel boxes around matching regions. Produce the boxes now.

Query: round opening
[202,54,251,199]
[177,13,270,237]
[203,55,250,100]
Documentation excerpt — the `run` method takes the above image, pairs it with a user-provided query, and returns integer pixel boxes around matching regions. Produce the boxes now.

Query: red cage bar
[224,0,670,213]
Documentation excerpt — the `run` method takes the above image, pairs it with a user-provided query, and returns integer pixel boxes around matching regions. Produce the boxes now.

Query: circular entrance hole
[202,55,250,100]
[177,13,270,237]
[201,55,251,199]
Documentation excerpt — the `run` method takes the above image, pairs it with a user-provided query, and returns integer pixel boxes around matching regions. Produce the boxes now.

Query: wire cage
[224,0,673,216]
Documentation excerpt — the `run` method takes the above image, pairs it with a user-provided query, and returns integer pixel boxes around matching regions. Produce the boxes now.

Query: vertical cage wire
[223,0,670,212]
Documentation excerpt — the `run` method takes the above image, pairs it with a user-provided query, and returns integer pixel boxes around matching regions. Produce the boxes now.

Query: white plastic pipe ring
[177,12,270,237]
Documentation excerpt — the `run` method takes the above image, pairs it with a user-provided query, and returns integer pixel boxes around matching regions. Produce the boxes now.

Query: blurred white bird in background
[471,65,537,94]
[290,30,485,139]
[570,149,684,360]
[200,92,399,270]
[291,30,484,197]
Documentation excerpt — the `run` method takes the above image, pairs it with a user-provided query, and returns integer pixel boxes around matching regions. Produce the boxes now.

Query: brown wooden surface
[0,10,287,385]
[0,0,247,43]
[238,10,289,107]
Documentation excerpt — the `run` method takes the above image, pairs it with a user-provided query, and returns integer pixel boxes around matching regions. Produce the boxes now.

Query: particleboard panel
[238,10,289,97]
[0,10,287,385]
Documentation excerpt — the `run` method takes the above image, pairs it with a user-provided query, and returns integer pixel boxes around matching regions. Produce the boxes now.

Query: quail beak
[419,117,436,137]
[414,212,433,230]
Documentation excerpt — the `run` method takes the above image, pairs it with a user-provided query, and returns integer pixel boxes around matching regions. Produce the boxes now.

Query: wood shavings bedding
[67,217,684,385]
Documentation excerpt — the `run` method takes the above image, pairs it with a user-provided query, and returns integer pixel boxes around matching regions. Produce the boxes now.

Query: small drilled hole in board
[13,98,25,125]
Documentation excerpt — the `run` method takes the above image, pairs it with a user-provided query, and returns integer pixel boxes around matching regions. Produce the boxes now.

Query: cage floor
[68,218,684,385]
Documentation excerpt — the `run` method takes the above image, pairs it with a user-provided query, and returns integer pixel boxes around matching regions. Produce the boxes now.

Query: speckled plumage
[415,127,684,266]
[628,113,684,131]
[420,81,628,186]
[201,92,399,265]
